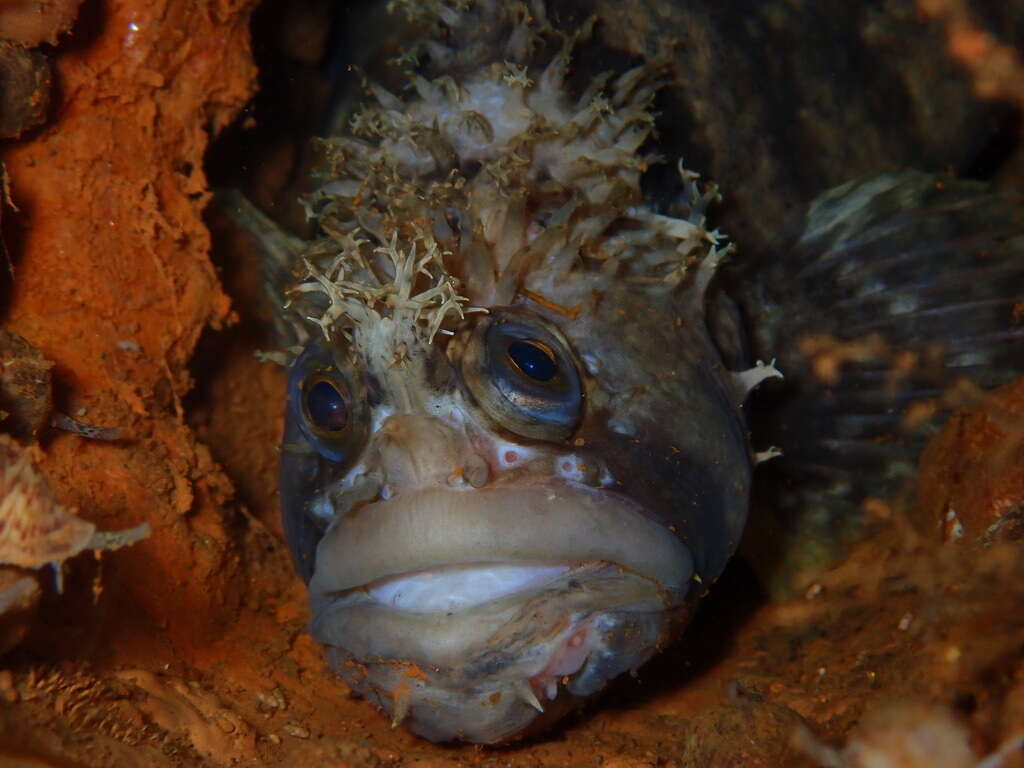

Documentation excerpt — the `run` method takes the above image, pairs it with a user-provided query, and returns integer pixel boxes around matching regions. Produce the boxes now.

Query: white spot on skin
[608,419,635,437]
[492,439,537,469]
[581,353,600,376]
[370,404,395,434]
[309,494,334,523]
[556,454,585,483]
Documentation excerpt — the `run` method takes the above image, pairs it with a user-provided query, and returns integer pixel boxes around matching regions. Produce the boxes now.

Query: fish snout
[361,412,487,495]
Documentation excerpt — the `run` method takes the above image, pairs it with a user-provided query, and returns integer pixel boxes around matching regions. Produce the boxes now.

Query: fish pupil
[306,379,348,432]
[507,340,558,382]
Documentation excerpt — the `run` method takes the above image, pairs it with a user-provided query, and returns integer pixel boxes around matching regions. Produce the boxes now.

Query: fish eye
[506,339,558,382]
[303,377,350,434]
[458,309,583,441]
[288,345,367,464]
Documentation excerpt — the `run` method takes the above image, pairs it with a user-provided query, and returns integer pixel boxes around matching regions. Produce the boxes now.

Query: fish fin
[731,170,1024,596]
[214,188,310,352]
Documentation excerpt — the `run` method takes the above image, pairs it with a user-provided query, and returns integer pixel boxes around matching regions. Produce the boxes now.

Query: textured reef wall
[1,0,263,660]
[0,0,1022,766]
[0,0,264,698]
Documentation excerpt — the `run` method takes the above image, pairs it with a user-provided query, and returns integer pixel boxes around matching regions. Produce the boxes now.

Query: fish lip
[330,559,672,615]
[345,561,577,614]
[311,561,681,681]
[310,561,685,743]
[304,482,693,743]
[307,483,695,601]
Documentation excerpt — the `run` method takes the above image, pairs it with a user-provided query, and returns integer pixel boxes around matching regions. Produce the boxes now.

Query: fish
[222,0,1024,744]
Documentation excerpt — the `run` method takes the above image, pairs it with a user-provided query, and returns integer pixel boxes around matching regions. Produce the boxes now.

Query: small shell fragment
[0,329,54,440]
[0,435,148,571]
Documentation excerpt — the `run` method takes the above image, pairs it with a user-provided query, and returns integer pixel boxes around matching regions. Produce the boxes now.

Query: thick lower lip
[311,560,681,700]
[307,485,694,601]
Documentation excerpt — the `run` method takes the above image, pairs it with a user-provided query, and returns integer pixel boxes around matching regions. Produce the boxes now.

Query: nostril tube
[463,453,490,488]
[368,413,466,490]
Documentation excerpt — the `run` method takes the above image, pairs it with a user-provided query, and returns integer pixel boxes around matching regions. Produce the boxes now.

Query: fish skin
[536,278,752,583]
[268,1,758,743]
[236,0,1024,745]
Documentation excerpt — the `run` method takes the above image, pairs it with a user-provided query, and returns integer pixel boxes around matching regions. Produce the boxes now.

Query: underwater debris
[0,329,123,442]
[793,700,1024,768]
[0,42,50,139]
[0,435,149,589]
[49,411,122,442]
[917,377,1024,546]
[0,565,39,656]
[0,329,54,440]
[0,0,85,47]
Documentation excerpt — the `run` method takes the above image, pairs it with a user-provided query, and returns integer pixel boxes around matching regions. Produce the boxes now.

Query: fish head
[280,249,752,742]
[270,3,757,740]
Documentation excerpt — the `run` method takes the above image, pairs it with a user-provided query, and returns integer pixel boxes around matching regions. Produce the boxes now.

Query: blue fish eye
[462,310,583,442]
[305,378,349,433]
[507,339,558,382]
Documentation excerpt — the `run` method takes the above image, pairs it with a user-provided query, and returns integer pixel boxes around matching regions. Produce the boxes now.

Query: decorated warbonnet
[229,0,1024,745]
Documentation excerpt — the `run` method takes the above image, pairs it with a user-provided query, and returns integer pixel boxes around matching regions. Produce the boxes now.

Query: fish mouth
[307,485,693,742]
[309,484,693,595]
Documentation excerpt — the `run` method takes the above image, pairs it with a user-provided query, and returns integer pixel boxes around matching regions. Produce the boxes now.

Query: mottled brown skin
[527,281,752,584]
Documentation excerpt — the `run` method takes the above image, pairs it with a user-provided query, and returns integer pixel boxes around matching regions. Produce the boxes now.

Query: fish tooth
[390,693,410,728]
[514,681,544,713]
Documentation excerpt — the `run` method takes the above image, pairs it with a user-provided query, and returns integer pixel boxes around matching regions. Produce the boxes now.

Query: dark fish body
[733,172,1024,593]
[224,0,1024,744]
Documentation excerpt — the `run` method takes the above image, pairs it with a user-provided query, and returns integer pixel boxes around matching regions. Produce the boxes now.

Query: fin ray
[732,170,1024,596]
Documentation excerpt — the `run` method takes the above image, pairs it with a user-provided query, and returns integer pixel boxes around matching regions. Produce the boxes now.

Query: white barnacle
[0,437,148,592]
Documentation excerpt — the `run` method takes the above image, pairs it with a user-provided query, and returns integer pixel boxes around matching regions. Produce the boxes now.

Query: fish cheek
[576,408,747,585]
[565,292,752,584]
[279,417,327,584]
[280,414,360,585]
